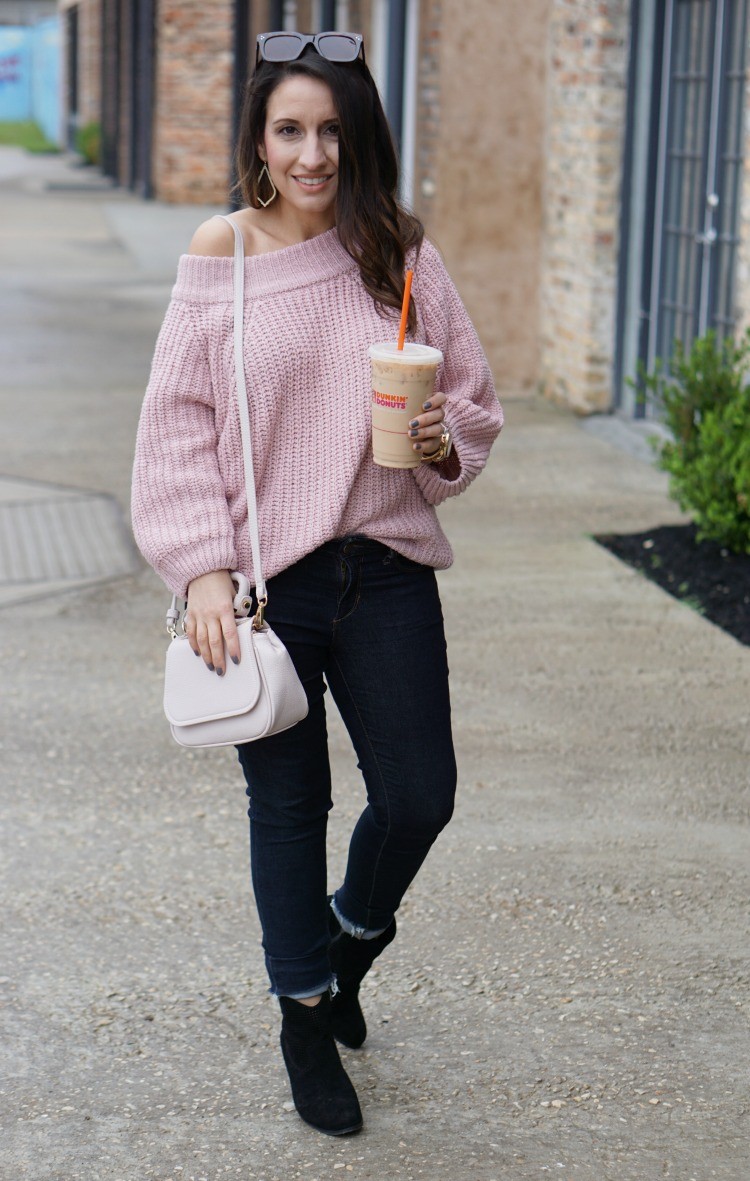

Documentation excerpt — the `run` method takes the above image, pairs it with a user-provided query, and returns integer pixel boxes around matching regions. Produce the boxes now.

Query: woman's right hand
[185,570,241,675]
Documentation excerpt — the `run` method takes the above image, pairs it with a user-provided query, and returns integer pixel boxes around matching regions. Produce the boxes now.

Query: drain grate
[0,479,139,589]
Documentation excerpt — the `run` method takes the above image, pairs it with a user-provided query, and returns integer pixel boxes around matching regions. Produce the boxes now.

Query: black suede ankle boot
[278,993,363,1136]
[328,907,397,1049]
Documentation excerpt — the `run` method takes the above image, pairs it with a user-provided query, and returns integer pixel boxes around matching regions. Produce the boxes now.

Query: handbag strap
[165,216,266,636]
[219,215,267,611]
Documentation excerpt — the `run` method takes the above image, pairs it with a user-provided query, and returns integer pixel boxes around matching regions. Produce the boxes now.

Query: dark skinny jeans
[236,536,457,998]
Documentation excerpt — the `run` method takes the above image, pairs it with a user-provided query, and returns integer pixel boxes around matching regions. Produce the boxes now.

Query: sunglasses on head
[256,31,365,67]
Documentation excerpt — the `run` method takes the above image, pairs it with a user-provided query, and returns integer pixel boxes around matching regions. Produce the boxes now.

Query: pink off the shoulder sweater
[131,229,503,597]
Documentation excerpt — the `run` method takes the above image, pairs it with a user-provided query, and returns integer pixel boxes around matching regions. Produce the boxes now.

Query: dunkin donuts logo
[372,389,407,410]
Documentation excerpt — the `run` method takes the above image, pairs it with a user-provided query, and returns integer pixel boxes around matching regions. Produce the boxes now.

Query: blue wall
[30,19,61,144]
[0,28,32,122]
[0,19,61,144]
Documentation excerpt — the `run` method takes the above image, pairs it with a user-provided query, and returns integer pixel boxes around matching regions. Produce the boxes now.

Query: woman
[132,31,503,1138]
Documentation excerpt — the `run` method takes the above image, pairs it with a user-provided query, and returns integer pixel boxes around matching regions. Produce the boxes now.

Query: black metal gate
[100,0,121,178]
[638,0,749,410]
[128,0,157,197]
[100,0,156,196]
[65,6,79,151]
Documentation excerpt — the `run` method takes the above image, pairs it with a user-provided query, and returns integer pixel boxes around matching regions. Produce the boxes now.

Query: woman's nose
[298,135,327,169]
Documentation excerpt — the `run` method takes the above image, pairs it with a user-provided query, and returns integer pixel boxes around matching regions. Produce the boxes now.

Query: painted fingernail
[216,668,224,677]
[423,401,432,410]
[207,662,215,672]
[413,442,422,451]
[231,655,239,665]
[192,648,200,657]
[409,429,419,437]
[409,419,419,427]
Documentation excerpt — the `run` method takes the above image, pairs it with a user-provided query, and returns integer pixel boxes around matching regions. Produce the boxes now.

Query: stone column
[539,0,630,413]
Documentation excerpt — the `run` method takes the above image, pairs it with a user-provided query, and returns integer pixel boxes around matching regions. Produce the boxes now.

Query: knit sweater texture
[131,229,503,597]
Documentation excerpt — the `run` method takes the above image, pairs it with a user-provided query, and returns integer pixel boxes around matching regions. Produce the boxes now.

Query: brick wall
[539,0,631,413]
[152,0,233,204]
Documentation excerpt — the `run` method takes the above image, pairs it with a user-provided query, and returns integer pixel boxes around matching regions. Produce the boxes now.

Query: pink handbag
[162,218,308,748]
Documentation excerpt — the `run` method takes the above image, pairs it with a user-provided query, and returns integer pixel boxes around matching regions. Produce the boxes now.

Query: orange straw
[397,269,413,350]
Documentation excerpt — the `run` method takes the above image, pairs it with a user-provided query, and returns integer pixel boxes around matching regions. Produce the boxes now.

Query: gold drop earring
[257,162,278,207]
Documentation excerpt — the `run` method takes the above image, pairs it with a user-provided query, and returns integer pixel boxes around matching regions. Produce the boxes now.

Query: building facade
[58,0,750,415]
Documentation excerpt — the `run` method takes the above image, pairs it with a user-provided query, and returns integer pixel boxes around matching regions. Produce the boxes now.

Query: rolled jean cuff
[274,975,336,1000]
[330,892,391,941]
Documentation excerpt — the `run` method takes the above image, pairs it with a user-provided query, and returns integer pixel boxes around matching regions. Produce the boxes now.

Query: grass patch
[0,121,59,153]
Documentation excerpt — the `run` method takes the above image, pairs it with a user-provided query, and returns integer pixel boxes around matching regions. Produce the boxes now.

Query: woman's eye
[325,124,340,137]
[278,125,299,136]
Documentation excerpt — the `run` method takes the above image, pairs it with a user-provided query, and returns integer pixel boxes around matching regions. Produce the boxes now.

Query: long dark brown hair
[235,47,423,333]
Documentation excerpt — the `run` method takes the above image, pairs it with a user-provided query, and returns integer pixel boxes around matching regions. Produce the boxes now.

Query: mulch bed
[596,523,750,647]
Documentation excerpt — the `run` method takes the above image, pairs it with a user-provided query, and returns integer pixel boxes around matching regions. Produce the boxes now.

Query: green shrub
[639,329,750,555]
[76,121,101,166]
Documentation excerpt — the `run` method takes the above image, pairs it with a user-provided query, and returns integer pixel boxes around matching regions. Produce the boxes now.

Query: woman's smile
[293,174,334,191]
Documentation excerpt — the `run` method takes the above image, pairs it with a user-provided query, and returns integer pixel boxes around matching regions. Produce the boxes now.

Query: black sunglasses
[256,31,365,67]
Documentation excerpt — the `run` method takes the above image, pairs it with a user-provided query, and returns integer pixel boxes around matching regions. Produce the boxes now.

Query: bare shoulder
[188,209,272,258]
[188,216,235,257]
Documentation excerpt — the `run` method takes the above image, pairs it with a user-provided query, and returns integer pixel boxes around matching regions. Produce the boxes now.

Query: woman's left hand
[408,391,446,457]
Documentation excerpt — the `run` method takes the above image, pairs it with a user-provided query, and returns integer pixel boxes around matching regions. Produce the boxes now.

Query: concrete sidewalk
[2,150,749,1181]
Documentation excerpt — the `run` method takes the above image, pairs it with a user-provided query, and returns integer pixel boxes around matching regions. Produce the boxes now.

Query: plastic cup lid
[368,342,443,364]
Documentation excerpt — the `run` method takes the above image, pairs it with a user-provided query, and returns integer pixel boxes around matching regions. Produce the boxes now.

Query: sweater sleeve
[131,297,238,597]
[411,240,503,505]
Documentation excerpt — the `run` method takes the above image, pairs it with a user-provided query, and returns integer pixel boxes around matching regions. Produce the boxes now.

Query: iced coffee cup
[369,342,443,469]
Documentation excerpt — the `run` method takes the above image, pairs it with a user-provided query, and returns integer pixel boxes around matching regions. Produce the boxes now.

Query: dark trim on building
[65,5,79,151]
[127,0,138,188]
[635,2,666,417]
[320,0,336,29]
[386,0,407,153]
[100,0,121,178]
[231,0,251,209]
[134,0,156,198]
[613,1,641,411]
[101,0,156,196]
